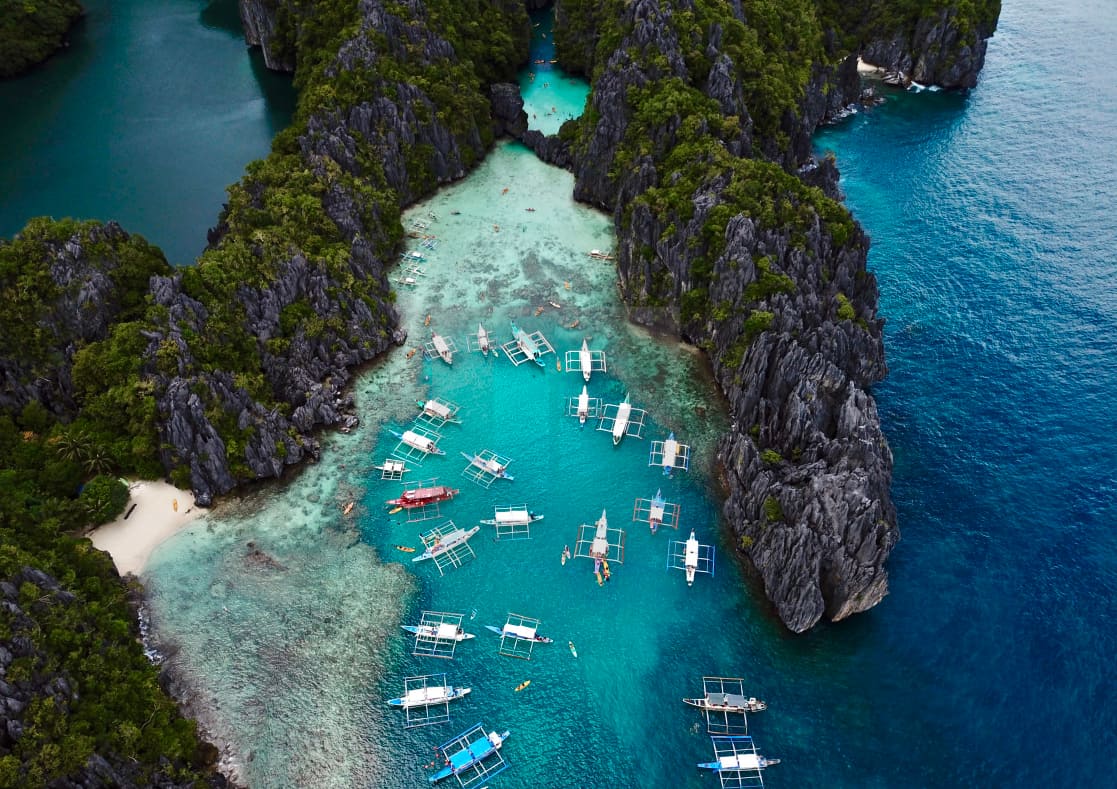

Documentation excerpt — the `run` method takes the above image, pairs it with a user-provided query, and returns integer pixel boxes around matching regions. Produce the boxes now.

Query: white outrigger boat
[468,322,492,356]
[611,394,633,445]
[684,529,700,585]
[577,385,591,425]
[566,384,601,426]
[417,398,461,425]
[388,683,471,709]
[479,507,542,527]
[697,751,780,771]
[412,526,480,563]
[684,689,767,714]
[484,624,553,644]
[373,458,409,480]
[564,338,607,382]
[460,450,514,487]
[661,432,680,472]
[390,429,445,456]
[429,332,454,365]
[401,623,475,642]
[578,338,593,381]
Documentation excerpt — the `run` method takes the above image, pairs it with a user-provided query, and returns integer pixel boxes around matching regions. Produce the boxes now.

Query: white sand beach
[856,57,886,76]
[89,480,204,576]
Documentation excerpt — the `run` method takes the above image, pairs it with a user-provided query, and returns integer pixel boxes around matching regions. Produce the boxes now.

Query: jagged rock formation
[532,0,999,630]
[141,0,529,504]
[861,8,997,89]
[237,0,294,72]
[0,219,171,418]
[0,567,224,787]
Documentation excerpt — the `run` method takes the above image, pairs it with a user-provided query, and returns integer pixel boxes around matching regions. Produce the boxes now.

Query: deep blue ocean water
[814,0,1117,783]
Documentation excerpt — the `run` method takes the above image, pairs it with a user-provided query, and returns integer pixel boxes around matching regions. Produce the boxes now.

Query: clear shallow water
[144,0,1117,786]
[518,10,589,135]
[147,143,766,788]
[0,0,294,264]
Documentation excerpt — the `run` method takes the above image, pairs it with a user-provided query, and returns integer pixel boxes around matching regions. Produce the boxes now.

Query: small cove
[0,0,294,264]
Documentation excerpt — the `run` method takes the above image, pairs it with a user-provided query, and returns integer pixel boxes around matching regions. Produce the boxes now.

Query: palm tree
[82,445,116,476]
[53,428,93,464]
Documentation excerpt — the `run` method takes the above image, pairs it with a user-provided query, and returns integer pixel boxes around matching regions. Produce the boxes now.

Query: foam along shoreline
[89,480,204,576]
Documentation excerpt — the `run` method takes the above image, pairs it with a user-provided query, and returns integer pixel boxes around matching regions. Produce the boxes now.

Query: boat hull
[682,697,768,713]
[401,625,475,642]
[388,687,471,709]
[484,625,553,643]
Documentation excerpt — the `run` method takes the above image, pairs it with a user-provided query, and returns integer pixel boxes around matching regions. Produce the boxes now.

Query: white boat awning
[495,509,529,524]
[436,623,459,640]
[721,753,760,770]
[505,623,537,640]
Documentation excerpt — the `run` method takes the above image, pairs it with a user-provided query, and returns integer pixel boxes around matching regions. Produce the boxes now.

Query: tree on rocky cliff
[0,0,83,78]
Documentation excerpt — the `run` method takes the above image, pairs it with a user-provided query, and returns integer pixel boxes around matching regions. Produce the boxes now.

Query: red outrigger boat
[386,485,459,510]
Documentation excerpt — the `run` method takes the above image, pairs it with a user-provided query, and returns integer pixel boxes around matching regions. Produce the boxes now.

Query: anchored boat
[485,624,553,644]
[648,489,666,534]
[402,622,474,641]
[430,332,454,365]
[460,450,514,481]
[684,690,767,714]
[390,429,445,456]
[412,526,480,563]
[387,484,458,510]
[427,727,510,784]
[388,684,471,709]
[510,321,544,367]
[612,394,632,445]
[684,529,700,585]
[479,507,542,527]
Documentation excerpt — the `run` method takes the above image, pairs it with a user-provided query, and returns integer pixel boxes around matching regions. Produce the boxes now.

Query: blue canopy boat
[510,321,545,367]
[428,727,510,783]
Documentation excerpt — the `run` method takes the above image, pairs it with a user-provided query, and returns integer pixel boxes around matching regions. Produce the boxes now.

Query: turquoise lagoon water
[146,143,771,788]
[518,10,590,136]
[0,0,294,265]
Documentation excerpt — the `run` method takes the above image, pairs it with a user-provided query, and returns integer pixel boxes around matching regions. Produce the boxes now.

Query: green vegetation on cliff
[817,0,1001,48]
[0,0,83,78]
[0,416,216,786]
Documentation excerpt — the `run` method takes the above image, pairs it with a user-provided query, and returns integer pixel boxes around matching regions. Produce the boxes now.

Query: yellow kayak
[515,680,531,692]
[395,545,416,553]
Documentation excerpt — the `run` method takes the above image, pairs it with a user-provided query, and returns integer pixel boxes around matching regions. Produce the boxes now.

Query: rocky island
[1,0,999,783]
[0,0,84,78]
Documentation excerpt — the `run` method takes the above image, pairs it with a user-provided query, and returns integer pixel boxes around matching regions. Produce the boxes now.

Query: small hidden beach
[89,480,204,576]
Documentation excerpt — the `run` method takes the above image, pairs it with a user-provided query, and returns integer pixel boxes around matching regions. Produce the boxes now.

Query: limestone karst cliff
[527,0,994,629]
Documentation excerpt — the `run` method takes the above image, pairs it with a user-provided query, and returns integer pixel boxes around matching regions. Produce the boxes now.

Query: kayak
[395,545,416,553]
[514,680,531,692]
[569,641,578,658]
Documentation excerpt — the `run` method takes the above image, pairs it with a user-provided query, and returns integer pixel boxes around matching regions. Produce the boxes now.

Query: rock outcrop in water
[859,5,1000,89]
[237,0,295,73]
[532,0,1002,630]
[0,0,84,78]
